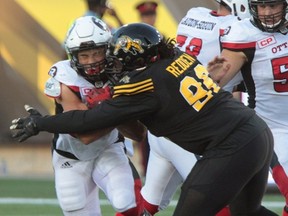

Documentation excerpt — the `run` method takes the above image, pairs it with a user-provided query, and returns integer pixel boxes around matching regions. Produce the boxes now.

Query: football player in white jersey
[207,0,288,215]
[140,1,250,215]
[44,16,144,216]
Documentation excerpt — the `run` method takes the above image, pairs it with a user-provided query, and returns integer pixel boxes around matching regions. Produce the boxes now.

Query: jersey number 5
[180,64,220,112]
[272,57,288,92]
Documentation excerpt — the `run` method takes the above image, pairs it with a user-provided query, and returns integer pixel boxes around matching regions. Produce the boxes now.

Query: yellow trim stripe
[113,78,154,98]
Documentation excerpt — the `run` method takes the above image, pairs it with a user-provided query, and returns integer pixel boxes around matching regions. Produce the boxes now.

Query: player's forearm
[117,120,147,142]
[36,110,108,133]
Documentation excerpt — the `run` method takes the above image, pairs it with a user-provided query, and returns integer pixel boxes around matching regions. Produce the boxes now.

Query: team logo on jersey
[119,75,130,83]
[48,66,57,77]
[80,87,94,96]
[257,36,276,49]
[113,36,144,55]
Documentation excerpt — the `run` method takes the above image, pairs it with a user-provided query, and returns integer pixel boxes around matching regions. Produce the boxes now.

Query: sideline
[0,198,285,208]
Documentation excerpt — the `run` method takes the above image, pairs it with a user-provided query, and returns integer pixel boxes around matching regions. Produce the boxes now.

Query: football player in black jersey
[11,23,277,216]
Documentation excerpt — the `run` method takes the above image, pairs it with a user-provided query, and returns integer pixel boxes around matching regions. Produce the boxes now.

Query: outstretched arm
[10,93,159,142]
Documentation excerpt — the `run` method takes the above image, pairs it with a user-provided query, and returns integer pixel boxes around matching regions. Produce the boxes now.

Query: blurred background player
[45,16,144,216]
[136,1,158,27]
[136,1,166,43]
[140,1,251,215]
[85,0,123,30]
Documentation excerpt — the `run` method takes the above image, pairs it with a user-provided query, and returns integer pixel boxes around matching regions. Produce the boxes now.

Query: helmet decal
[109,23,162,71]
[92,17,109,32]
[113,35,144,56]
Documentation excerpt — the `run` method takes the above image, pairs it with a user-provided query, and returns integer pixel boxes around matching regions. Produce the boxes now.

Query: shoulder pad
[48,60,79,86]
[44,77,61,98]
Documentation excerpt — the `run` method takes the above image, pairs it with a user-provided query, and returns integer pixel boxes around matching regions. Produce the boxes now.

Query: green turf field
[0,177,284,215]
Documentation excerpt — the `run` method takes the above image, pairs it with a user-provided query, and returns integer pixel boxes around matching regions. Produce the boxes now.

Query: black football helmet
[108,23,163,71]
[249,0,288,33]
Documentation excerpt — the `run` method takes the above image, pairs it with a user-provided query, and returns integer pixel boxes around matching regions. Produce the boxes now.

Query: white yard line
[0,198,284,208]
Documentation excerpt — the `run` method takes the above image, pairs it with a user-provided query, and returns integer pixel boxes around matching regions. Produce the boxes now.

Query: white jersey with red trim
[44,60,119,160]
[176,7,238,66]
[220,19,288,130]
[176,7,242,92]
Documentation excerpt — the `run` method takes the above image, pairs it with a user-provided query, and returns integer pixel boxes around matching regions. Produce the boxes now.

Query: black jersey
[37,50,267,156]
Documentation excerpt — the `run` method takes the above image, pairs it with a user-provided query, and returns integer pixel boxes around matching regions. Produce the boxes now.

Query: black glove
[10,105,42,142]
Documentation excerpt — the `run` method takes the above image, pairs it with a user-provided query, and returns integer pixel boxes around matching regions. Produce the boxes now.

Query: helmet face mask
[249,0,288,33]
[73,44,107,79]
[65,16,111,81]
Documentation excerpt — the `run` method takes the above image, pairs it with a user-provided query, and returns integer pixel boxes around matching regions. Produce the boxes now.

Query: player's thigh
[53,151,98,212]
[92,143,136,212]
[141,148,182,206]
[147,132,197,179]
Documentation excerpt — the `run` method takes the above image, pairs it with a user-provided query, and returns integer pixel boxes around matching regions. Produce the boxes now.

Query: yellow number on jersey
[180,64,220,111]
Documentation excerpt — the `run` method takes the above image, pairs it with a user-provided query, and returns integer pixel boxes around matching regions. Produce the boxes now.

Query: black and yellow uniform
[35,50,275,215]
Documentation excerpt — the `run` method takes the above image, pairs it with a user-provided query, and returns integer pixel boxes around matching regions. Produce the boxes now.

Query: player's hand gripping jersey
[37,50,262,157]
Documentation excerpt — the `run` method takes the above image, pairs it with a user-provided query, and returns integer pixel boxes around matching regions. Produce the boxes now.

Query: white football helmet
[64,16,112,81]
[215,0,250,20]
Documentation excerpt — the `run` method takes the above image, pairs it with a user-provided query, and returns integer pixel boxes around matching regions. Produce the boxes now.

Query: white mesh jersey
[44,60,119,161]
[220,19,288,130]
[176,7,243,92]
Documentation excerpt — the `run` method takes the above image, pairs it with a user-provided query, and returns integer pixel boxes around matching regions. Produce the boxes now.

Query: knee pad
[56,180,86,212]
[111,189,136,212]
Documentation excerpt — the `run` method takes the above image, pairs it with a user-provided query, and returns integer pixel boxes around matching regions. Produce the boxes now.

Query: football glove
[10,105,42,142]
[86,86,111,109]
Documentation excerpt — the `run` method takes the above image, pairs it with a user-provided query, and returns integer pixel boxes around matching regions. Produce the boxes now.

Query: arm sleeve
[36,93,159,134]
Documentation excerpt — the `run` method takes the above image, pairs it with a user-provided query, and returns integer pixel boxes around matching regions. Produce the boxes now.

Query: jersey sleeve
[44,60,80,98]
[44,77,61,98]
[220,20,257,52]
